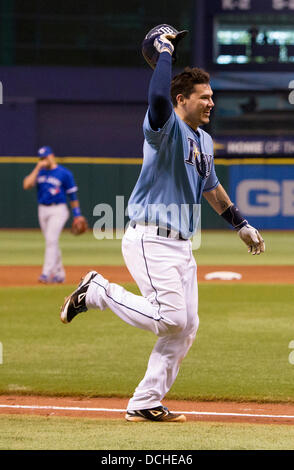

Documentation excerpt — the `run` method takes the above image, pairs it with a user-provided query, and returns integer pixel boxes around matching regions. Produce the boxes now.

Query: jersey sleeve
[148,52,173,131]
[203,157,219,192]
[63,169,78,195]
[143,108,178,148]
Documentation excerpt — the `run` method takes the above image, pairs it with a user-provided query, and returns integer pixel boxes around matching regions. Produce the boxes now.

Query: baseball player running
[60,31,265,422]
[23,146,85,283]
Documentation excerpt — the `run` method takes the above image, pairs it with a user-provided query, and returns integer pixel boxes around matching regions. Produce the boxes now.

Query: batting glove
[153,33,175,56]
[238,224,265,255]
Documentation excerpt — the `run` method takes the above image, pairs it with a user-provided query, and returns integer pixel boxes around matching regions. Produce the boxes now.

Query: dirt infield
[1,265,293,286]
[1,395,294,425]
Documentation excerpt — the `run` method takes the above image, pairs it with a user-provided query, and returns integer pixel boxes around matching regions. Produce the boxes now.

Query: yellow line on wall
[1,156,294,165]
[0,157,143,164]
[214,158,294,165]
[57,157,144,165]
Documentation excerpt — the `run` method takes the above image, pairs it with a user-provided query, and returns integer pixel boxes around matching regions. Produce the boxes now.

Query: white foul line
[0,404,294,420]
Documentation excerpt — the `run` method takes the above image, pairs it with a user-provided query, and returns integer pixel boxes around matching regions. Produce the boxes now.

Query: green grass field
[1,415,294,450]
[0,229,293,450]
[0,283,293,401]
[0,229,293,265]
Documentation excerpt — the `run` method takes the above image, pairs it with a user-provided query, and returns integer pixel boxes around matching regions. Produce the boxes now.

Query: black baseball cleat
[125,406,186,422]
[60,271,97,324]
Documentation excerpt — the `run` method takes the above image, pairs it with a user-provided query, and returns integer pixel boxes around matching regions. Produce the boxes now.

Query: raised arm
[23,160,47,190]
[148,35,175,131]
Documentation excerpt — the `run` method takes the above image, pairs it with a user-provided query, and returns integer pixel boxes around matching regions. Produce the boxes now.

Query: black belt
[40,203,59,206]
[130,221,187,240]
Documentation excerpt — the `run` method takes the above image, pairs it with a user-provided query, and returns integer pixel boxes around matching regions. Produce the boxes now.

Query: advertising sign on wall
[229,165,294,228]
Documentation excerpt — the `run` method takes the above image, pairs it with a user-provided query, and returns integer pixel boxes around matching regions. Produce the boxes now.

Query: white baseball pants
[38,203,69,279]
[86,224,199,411]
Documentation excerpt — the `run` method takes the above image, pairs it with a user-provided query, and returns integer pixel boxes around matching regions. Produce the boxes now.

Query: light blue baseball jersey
[37,165,78,205]
[128,109,219,239]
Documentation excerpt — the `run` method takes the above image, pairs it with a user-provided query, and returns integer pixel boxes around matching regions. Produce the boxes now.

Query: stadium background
[1,0,294,451]
[1,0,294,230]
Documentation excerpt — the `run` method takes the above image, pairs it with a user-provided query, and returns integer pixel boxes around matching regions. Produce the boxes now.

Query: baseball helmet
[142,24,188,69]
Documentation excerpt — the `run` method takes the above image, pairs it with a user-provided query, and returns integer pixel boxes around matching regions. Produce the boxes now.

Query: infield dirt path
[0,265,294,285]
[1,395,294,425]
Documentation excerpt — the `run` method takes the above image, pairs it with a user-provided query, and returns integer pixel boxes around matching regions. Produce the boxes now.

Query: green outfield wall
[0,158,229,229]
[8,157,294,230]
[3,157,294,230]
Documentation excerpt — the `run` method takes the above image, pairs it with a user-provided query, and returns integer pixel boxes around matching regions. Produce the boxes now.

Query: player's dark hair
[171,67,210,107]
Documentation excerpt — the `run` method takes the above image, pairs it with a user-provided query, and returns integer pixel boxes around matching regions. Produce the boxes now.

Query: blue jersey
[128,109,219,239]
[36,165,78,205]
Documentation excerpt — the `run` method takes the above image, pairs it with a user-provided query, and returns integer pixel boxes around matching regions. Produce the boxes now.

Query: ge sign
[236,179,294,216]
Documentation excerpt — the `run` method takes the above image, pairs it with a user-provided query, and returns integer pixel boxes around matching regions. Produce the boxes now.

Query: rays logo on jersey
[185,137,213,178]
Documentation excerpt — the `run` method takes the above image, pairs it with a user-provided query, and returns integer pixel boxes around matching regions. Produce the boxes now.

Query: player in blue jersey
[23,146,85,283]
[60,33,265,422]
